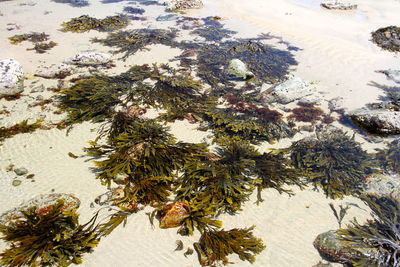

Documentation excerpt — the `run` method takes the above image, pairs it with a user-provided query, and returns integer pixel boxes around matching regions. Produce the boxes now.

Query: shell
[159,201,189,229]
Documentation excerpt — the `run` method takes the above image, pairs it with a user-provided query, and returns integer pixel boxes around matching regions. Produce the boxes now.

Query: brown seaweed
[8,32,49,44]
[60,15,129,33]
[0,119,44,143]
[375,138,400,174]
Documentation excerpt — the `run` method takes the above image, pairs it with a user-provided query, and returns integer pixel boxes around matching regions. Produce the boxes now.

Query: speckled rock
[321,1,357,10]
[363,173,400,199]
[350,108,400,134]
[264,77,316,104]
[164,0,203,11]
[64,52,112,66]
[0,59,24,96]
[313,230,363,264]
[35,63,73,79]
[0,193,80,227]
[158,201,189,228]
[227,59,254,80]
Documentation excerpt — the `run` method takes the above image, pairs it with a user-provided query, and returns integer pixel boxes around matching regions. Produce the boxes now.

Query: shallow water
[0,0,399,266]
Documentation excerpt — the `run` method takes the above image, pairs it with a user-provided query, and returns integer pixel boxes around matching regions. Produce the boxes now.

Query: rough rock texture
[363,173,400,199]
[377,69,400,84]
[0,193,80,227]
[227,59,254,80]
[158,201,189,228]
[320,1,357,10]
[164,0,203,11]
[35,63,73,79]
[313,230,362,264]
[0,59,24,96]
[371,26,400,52]
[349,108,400,134]
[64,52,112,66]
[264,77,315,104]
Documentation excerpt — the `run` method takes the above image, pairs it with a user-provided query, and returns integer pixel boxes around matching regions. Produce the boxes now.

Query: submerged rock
[35,63,73,79]
[14,167,28,176]
[371,26,400,52]
[377,69,400,84]
[64,52,112,66]
[164,0,203,11]
[158,201,189,228]
[264,77,315,104]
[363,173,400,199]
[0,193,80,227]
[227,59,254,80]
[313,230,363,264]
[349,108,400,134]
[320,1,357,10]
[0,59,24,96]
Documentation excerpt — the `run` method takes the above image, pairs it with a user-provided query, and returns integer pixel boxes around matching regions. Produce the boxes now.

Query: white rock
[35,63,73,79]
[164,0,203,11]
[320,0,357,10]
[64,52,112,66]
[0,59,24,96]
[364,174,400,199]
[227,59,254,80]
[264,77,316,104]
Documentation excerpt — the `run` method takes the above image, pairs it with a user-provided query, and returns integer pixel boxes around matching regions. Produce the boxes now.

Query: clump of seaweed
[338,194,400,266]
[371,26,400,52]
[289,127,374,198]
[0,119,44,143]
[189,16,237,42]
[195,226,265,266]
[92,29,179,59]
[8,32,49,44]
[60,15,129,33]
[27,41,58,53]
[288,106,325,123]
[375,138,400,174]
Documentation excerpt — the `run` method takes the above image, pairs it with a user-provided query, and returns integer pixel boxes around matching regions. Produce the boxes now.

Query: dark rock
[350,108,400,134]
[321,1,357,10]
[371,26,400,52]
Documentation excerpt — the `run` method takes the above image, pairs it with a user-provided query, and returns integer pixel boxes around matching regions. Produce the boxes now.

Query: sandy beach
[0,0,399,266]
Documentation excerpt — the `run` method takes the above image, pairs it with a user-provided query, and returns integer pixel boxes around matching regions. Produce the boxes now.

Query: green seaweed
[338,194,400,267]
[289,127,374,199]
[375,138,400,174]
[60,15,129,33]
[195,226,265,266]
[8,32,49,44]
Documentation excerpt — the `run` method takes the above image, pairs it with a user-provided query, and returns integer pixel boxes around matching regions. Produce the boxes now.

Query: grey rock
[0,59,24,96]
[30,84,45,93]
[35,63,73,79]
[349,108,400,134]
[64,52,112,66]
[264,77,316,104]
[321,1,357,10]
[14,167,28,176]
[363,173,400,199]
[156,14,178,21]
[164,0,203,11]
[227,59,254,80]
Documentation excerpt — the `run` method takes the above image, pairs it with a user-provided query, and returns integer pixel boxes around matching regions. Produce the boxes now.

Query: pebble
[12,180,22,186]
[30,84,45,93]
[14,167,28,176]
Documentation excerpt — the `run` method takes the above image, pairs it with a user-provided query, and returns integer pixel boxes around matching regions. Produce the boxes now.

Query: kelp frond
[338,194,400,267]
[195,226,265,266]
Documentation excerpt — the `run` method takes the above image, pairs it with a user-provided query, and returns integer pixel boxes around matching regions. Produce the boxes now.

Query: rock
[35,63,73,79]
[164,0,203,11]
[156,14,178,21]
[349,108,400,134]
[363,173,400,199]
[14,167,28,176]
[0,193,80,227]
[320,1,357,10]
[158,201,189,228]
[227,59,254,80]
[371,26,400,53]
[264,77,316,104]
[12,180,22,187]
[30,84,45,93]
[313,230,363,264]
[64,52,112,66]
[377,69,400,84]
[0,59,24,97]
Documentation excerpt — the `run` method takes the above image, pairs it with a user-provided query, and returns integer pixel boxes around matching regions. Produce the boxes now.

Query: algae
[60,15,129,33]
[375,138,400,174]
[0,119,44,143]
[8,32,49,44]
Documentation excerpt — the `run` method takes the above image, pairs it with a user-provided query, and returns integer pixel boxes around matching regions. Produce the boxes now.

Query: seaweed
[329,203,350,228]
[195,226,265,266]
[52,0,89,7]
[0,119,44,143]
[338,194,400,267]
[27,41,57,53]
[375,138,400,174]
[289,127,374,198]
[0,200,99,267]
[288,106,325,123]
[371,26,400,52]
[189,17,237,42]
[92,29,179,59]
[8,32,49,44]
[60,15,129,33]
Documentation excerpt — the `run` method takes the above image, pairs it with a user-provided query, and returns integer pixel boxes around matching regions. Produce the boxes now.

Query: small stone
[0,59,24,97]
[264,77,316,104]
[30,84,45,93]
[14,167,28,176]
[227,59,254,80]
[12,180,22,186]
[64,52,112,66]
[156,14,178,21]
[36,95,44,100]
